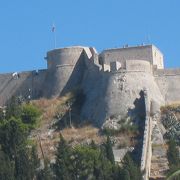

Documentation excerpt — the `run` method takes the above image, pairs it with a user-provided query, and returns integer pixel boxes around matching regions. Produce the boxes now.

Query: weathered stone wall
[152,46,164,69]
[103,70,164,122]
[126,60,152,73]
[0,46,98,105]
[99,45,164,69]
[140,90,152,180]
[44,46,99,97]
[154,68,180,103]
[45,47,85,97]
[80,66,165,127]
[80,69,110,126]
[0,69,47,105]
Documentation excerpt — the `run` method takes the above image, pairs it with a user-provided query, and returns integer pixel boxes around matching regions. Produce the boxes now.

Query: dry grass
[61,125,104,144]
[34,125,104,160]
[161,103,180,113]
[30,95,105,160]
[30,94,137,160]
[32,92,74,126]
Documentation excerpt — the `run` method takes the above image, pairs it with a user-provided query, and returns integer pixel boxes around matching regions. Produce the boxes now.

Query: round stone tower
[45,46,86,97]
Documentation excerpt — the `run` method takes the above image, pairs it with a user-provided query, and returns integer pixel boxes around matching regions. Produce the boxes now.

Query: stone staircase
[150,145,169,179]
[150,122,169,179]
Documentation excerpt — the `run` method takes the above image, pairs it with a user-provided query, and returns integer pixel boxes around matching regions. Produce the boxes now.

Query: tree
[121,169,130,180]
[0,117,28,159]
[37,159,53,180]
[94,146,114,180]
[0,149,14,180]
[0,99,41,180]
[53,133,72,180]
[122,153,142,180]
[21,104,41,128]
[104,136,115,164]
[167,139,180,167]
[0,108,5,121]
[6,96,22,119]
[167,169,180,180]
[71,146,94,179]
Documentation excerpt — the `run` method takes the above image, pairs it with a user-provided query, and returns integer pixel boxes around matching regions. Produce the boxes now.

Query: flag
[52,24,55,32]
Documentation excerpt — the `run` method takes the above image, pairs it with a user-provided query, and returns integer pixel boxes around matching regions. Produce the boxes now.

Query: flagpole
[54,30,56,49]
[52,23,56,49]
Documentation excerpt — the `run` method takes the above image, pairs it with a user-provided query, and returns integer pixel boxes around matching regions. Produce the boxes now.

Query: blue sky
[0,0,180,73]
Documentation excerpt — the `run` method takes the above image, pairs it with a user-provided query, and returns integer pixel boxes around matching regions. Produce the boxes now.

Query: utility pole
[37,134,45,162]
[69,107,72,128]
[66,101,72,128]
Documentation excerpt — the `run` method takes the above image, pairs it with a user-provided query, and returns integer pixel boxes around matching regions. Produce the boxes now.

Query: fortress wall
[0,69,47,105]
[154,68,180,76]
[126,60,152,73]
[102,71,164,122]
[152,46,164,69]
[140,91,152,179]
[154,73,180,103]
[0,71,32,105]
[89,47,102,70]
[46,47,84,69]
[80,70,110,126]
[45,47,89,97]
[77,49,111,126]
[99,45,153,68]
[84,47,101,70]
[31,69,48,98]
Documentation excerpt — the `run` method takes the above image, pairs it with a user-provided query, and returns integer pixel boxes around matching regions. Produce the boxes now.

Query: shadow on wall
[60,52,86,96]
[89,71,112,127]
[128,90,146,123]
[55,88,86,130]
[58,50,110,128]
[128,90,146,164]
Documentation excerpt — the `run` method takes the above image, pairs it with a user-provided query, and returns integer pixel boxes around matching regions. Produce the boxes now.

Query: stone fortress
[0,44,180,126]
[1,44,180,179]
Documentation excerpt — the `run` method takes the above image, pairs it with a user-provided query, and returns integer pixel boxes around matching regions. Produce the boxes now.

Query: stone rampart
[0,69,47,105]
[46,47,85,70]
[0,46,100,104]
[44,46,101,97]
[99,45,163,69]
[44,47,87,97]
[154,68,180,76]
[154,69,180,104]
[126,60,152,73]
[140,90,152,180]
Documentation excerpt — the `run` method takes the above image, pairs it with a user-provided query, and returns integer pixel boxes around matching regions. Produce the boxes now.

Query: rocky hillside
[30,94,138,162]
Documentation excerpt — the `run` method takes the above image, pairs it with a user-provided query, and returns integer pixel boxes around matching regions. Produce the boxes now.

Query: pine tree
[0,117,28,160]
[0,149,14,180]
[53,133,72,180]
[95,146,114,180]
[122,153,142,180]
[121,169,130,180]
[6,96,22,119]
[167,139,180,167]
[37,159,53,180]
[105,135,115,164]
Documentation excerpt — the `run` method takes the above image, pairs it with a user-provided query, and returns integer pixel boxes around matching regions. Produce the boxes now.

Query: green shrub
[21,104,41,128]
